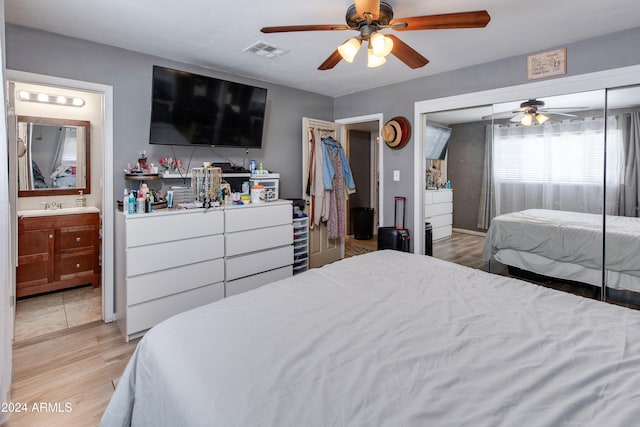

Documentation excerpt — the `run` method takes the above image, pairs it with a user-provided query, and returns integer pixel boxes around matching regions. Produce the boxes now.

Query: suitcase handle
[394,196,406,230]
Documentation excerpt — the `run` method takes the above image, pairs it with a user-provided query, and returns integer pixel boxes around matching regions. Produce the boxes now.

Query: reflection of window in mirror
[17,116,90,197]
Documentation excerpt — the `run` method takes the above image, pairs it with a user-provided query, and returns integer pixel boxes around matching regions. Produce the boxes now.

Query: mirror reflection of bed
[424,85,640,310]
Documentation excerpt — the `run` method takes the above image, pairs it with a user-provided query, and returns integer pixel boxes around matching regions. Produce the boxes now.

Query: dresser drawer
[432,190,453,203]
[226,245,293,281]
[225,204,291,233]
[433,225,453,241]
[225,224,293,257]
[225,265,292,297]
[427,214,452,228]
[127,234,224,277]
[126,209,223,248]
[425,202,452,217]
[60,225,97,251]
[127,258,224,305]
[126,282,224,336]
[58,251,96,279]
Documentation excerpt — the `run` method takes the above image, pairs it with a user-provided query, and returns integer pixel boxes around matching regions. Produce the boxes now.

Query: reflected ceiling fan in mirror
[486,99,588,126]
[260,0,490,70]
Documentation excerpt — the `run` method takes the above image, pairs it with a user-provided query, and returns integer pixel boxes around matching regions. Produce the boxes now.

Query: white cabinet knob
[76,237,81,242]
[76,263,80,268]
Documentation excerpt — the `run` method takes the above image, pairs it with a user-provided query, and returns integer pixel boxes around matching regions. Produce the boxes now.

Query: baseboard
[452,228,487,237]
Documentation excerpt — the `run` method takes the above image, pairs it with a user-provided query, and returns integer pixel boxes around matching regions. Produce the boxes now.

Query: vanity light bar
[17,90,85,107]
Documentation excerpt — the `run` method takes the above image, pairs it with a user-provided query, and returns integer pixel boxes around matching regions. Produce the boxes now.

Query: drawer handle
[76,237,81,242]
[76,263,81,268]
[49,234,54,239]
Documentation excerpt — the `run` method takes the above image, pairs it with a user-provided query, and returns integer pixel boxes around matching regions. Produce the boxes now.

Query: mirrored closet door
[604,85,640,309]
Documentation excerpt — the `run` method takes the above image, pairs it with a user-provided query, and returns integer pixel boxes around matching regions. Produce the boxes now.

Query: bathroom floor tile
[14,285,102,342]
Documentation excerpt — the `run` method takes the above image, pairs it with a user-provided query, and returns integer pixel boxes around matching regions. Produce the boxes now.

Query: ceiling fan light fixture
[338,37,361,63]
[367,48,386,67]
[370,32,393,57]
[520,113,533,126]
[535,113,549,124]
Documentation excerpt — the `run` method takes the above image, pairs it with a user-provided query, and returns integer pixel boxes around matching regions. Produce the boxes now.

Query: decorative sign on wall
[527,48,566,80]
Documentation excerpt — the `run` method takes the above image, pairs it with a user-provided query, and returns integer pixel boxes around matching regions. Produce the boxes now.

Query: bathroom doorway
[7,71,113,341]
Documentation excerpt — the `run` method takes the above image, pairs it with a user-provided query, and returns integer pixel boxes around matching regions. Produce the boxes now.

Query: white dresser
[115,201,293,341]
[424,189,453,241]
[115,208,225,341]
[224,202,293,297]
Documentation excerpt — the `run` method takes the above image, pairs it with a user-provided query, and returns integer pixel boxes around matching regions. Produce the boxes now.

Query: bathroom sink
[18,206,100,218]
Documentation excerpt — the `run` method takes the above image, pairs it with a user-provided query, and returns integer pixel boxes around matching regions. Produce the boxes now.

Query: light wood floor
[7,321,137,426]
[345,231,485,269]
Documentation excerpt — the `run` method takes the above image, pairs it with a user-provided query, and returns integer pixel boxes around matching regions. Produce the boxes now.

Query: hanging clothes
[309,129,331,227]
[321,136,356,239]
[321,136,356,193]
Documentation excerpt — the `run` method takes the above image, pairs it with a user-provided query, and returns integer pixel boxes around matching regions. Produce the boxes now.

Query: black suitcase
[377,196,411,252]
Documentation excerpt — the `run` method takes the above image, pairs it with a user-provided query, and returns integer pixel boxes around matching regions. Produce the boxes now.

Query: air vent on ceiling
[243,41,289,59]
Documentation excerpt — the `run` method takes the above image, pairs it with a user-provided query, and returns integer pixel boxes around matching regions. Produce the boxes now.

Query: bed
[101,250,640,426]
[483,209,640,293]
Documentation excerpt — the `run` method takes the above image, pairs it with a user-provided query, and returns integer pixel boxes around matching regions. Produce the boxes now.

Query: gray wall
[334,26,640,245]
[7,23,640,245]
[5,24,334,204]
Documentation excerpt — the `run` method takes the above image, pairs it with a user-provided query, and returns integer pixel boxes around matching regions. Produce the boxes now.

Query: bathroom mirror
[17,116,91,197]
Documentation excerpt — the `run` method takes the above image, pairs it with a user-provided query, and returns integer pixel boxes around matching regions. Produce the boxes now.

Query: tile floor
[14,285,102,342]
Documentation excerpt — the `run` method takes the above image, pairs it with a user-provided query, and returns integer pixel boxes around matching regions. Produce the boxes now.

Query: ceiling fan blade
[386,35,429,69]
[390,11,490,31]
[318,49,343,70]
[511,112,525,123]
[482,111,516,120]
[547,112,579,118]
[541,107,589,112]
[261,24,350,33]
[355,0,380,20]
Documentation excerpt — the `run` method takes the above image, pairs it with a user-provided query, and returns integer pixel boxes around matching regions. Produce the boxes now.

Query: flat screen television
[149,66,267,148]
[425,123,452,160]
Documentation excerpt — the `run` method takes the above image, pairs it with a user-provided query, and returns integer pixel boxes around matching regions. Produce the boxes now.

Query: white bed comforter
[483,209,640,276]
[101,250,640,427]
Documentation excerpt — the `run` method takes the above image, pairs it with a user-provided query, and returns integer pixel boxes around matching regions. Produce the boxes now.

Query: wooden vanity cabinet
[17,212,100,297]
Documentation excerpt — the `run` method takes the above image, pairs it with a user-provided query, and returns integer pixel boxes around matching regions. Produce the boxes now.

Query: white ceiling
[5,0,640,97]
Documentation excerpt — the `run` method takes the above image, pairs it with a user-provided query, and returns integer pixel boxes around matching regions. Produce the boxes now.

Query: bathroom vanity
[16,207,101,298]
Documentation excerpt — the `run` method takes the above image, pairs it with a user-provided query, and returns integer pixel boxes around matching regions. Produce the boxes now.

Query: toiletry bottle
[166,190,174,209]
[146,193,154,213]
[128,192,135,214]
[136,193,145,214]
[76,191,86,207]
[123,189,129,213]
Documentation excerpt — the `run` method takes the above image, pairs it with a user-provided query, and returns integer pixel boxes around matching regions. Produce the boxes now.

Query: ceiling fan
[487,99,587,126]
[260,0,490,70]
